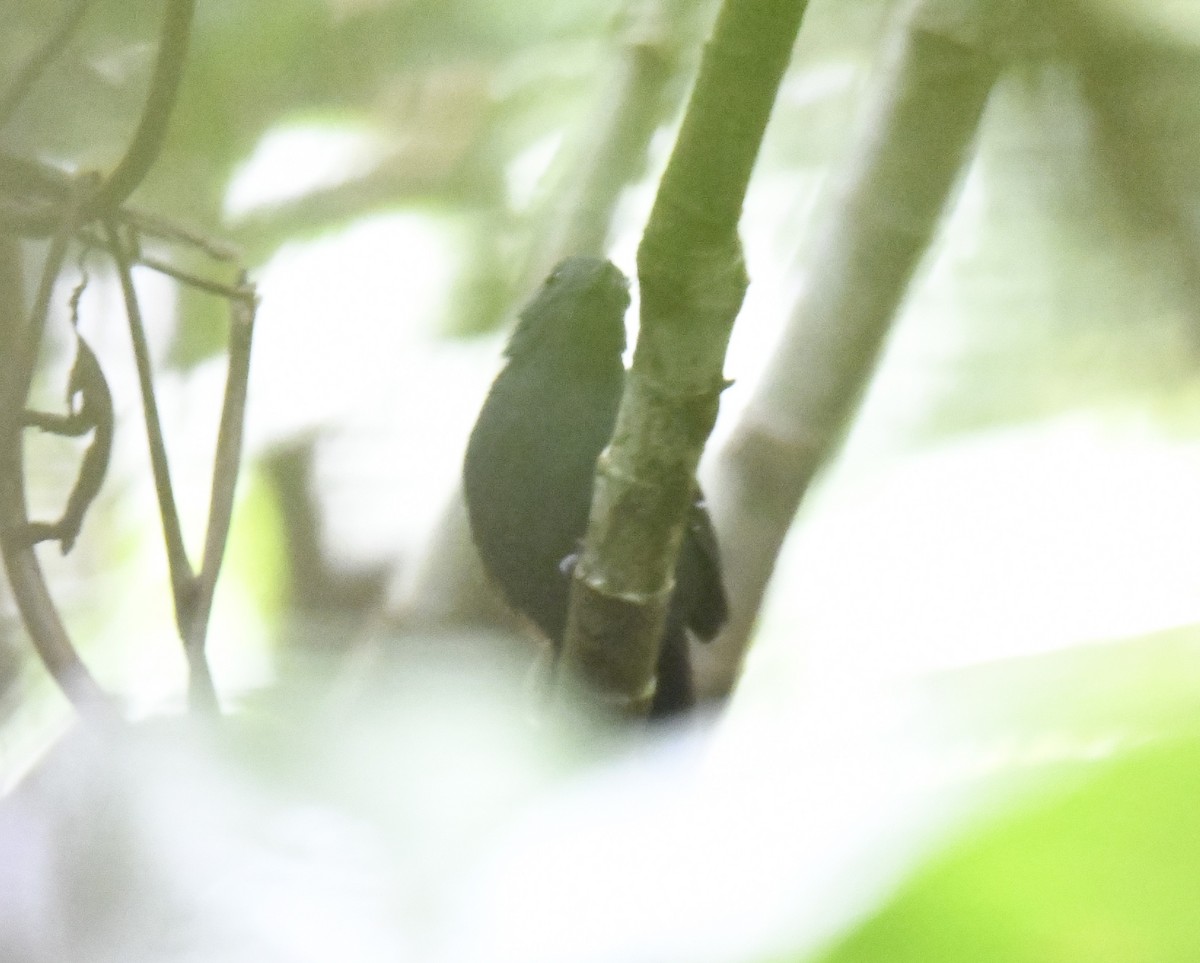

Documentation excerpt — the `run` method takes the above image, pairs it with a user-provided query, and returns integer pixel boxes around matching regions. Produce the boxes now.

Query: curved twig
[91,0,196,212]
[0,204,115,719]
[0,0,196,236]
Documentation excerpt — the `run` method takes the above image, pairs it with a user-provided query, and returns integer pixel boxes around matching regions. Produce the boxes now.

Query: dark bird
[462,256,727,717]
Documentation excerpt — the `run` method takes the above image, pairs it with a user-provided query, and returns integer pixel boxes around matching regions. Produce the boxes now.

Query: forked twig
[103,220,258,715]
[183,284,257,713]
[76,221,250,299]
[1,0,254,721]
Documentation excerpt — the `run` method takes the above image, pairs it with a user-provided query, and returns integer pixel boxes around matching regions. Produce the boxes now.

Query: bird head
[504,257,631,368]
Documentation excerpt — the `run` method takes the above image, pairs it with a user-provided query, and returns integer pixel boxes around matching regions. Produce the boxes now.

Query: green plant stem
[562,0,811,714]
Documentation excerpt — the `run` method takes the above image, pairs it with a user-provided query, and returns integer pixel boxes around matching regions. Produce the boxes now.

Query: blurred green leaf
[816,731,1200,963]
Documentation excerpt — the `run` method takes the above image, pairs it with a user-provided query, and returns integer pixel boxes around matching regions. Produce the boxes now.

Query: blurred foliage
[1,0,163,164]
[814,732,1200,963]
[4,0,1198,387]
[1,0,649,358]
[3,608,1200,960]
[0,0,1196,627]
[4,17,1200,963]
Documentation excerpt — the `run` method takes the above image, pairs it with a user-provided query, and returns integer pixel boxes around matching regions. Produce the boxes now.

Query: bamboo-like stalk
[561,0,812,714]
[700,0,1005,698]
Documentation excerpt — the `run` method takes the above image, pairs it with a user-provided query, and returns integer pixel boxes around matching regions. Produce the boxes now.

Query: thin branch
[0,150,77,238]
[75,209,250,294]
[104,219,196,627]
[0,0,91,131]
[77,221,249,298]
[181,281,256,714]
[91,0,196,212]
[131,253,253,301]
[121,206,243,263]
[12,200,80,410]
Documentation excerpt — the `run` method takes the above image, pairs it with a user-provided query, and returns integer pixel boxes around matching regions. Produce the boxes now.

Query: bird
[462,255,727,717]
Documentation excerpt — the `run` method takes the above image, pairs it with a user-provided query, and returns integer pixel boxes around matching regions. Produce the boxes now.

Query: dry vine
[0,0,257,719]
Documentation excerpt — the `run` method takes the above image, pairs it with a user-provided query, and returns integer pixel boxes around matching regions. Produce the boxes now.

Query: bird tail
[649,625,696,719]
